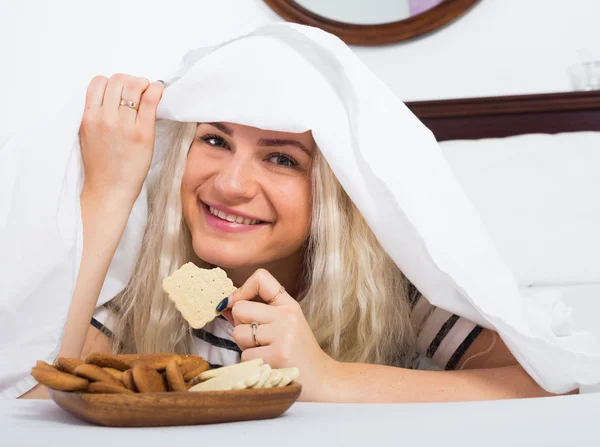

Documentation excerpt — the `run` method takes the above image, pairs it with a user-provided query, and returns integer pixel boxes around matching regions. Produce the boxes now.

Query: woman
[18,70,567,402]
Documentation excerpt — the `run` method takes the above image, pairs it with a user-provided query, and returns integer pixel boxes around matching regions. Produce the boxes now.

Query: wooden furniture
[264,0,481,45]
[405,90,600,141]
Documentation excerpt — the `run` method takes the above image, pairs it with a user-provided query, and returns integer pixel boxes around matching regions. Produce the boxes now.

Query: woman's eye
[199,134,229,149]
[267,153,299,168]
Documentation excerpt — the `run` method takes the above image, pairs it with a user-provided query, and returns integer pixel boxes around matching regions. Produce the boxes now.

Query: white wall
[1,0,599,144]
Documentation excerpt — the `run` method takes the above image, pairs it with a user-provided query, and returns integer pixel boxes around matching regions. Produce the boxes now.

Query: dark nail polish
[157,80,165,84]
[216,297,229,313]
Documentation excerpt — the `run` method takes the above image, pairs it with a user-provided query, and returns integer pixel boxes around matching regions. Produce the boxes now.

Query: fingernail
[216,297,229,313]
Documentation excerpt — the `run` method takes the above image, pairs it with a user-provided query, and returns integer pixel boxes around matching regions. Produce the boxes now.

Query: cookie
[55,357,85,374]
[276,367,299,387]
[189,361,262,392]
[162,263,236,329]
[165,359,187,392]
[36,360,57,372]
[132,361,167,393]
[103,368,123,381]
[264,369,283,388]
[180,355,210,376]
[118,353,182,371]
[183,362,211,382]
[30,366,89,391]
[121,369,137,392]
[88,382,133,394]
[85,353,130,371]
[74,364,123,387]
[197,358,263,381]
[251,364,272,389]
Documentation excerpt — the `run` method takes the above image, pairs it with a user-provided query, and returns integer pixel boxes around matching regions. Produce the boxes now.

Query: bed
[407,91,600,337]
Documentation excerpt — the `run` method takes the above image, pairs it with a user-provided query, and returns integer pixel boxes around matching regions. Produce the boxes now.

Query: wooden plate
[48,382,302,427]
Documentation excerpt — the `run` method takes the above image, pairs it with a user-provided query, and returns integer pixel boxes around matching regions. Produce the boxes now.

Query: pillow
[440,132,600,286]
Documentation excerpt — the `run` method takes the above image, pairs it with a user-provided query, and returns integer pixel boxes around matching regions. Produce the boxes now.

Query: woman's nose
[213,153,258,200]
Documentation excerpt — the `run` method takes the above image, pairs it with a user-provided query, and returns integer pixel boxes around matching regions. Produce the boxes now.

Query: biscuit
[264,369,283,388]
[121,369,137,392]
[85,353,130,371]
[162,263,236,329]
[180,355,210,377]
[36,360,57,372]
[189,361,261,392]
[132,361,167,393]
[55,357,85,374]
[183,362,211,382]
[88,382,133,394]
[197,358,263,381]
[276,367,299,387]
[31,366,89,392]
[165,359,187,392]
[118,353,182,371]
[251,364,272,389]
[74,364,123,387]
[103,368,123,381]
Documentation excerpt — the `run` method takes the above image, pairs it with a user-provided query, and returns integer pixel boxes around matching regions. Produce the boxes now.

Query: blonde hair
[110,121,415,367]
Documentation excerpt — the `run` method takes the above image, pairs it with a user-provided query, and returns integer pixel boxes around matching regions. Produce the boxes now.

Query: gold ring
[270,286,286,303]
[251,321,260,347]
[119,99,139,111]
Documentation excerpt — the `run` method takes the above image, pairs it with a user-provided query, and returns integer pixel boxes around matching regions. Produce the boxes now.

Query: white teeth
[208,206,260,225]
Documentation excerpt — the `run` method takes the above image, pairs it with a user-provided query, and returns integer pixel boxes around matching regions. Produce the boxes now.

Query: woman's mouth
[207,206,262,225]
[200,200,269,233]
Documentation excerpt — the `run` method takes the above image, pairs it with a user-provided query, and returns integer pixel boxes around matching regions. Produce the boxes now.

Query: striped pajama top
[92,287,483,371]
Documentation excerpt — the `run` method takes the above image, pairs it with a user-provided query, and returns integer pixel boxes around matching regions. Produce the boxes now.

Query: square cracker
[162,263,236,329]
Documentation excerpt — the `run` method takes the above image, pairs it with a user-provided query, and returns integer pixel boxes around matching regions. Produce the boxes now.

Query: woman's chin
[192,240,255,271]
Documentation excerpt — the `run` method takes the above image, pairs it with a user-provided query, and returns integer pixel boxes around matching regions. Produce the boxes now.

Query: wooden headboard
[405,90,600,141]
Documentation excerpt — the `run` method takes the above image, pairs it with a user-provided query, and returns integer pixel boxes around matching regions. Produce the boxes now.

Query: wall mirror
[264,0,481,45]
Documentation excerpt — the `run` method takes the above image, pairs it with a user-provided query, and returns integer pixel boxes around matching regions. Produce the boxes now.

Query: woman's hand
[79,74,164,205]
[223,269,337,401]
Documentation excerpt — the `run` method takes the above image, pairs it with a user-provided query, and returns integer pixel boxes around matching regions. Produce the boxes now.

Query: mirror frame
[264,0,481,45]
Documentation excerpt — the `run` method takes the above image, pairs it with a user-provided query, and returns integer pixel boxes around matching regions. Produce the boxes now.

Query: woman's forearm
[57,187,135,359]
[316,360,568,403]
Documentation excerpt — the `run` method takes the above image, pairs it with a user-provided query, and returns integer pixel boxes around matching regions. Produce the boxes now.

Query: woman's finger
[231,300,277,326]
[84,76,108,111]
[136,81,164,128]
[119,77,150,121]
[227,269,293,309]
[233,322,277,350]
[102,73,127,110]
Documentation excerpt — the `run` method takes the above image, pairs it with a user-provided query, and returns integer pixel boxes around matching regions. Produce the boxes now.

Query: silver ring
[250,321,260,347]
[119,99,139,111]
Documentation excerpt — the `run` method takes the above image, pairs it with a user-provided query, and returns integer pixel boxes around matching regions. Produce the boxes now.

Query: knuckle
[89,75,108,87]
[111,73,127,83]
[275,346,291,364]
[232,325,243,341]
[282,309,299,325]
[255,268,269,282]
[231,303,244,320]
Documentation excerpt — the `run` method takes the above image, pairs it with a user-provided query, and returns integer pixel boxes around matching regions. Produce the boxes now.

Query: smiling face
[181,122,315,280]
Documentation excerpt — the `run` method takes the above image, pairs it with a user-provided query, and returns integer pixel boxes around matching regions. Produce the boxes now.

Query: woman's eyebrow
[258,138,312,156]
[207,122,234,136]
